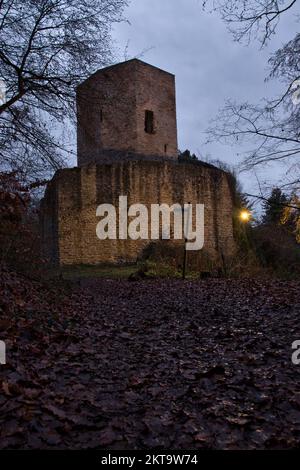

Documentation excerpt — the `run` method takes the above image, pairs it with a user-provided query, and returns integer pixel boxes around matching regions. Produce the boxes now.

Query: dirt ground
[1,272,300,449]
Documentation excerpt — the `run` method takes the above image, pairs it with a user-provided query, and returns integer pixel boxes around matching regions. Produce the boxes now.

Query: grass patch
[57,264,138,280]
[46,261,202,281]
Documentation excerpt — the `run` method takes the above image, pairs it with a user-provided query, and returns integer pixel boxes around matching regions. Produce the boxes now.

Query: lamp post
[222,209,252,277]
[239,209,251,223]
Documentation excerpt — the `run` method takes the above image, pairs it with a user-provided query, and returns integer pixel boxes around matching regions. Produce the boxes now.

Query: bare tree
[204,0,300,195]
[0,0,128,181]
[203,0,297,45]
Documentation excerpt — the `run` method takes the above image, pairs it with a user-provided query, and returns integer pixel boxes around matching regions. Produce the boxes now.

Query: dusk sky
[112,0,300,200]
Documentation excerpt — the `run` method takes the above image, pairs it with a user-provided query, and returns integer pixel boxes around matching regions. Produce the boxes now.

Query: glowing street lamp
[239,210,251,222]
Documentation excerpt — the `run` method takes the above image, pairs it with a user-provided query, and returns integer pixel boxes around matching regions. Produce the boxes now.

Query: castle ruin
[41,59,236,269]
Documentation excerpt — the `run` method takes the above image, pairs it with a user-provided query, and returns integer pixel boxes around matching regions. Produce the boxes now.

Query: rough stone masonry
[40,59,236,268]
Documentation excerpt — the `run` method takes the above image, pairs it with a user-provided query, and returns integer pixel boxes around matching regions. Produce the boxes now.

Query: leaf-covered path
[1,271,300,449]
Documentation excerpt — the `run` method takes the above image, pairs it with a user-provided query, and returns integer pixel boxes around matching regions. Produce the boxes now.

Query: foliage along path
[1,267,300,449]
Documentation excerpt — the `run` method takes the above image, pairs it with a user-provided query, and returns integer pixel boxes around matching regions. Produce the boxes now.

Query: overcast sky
[112,0,300,199]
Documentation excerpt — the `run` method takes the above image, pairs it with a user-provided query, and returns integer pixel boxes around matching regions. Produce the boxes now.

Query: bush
[253,224,300,279]
[0,171,46,275]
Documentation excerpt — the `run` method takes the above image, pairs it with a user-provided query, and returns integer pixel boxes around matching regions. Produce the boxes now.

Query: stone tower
[77,59,178,166]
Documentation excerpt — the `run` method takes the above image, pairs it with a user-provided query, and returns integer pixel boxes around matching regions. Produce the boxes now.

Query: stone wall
[77,59,178,166]
[40,159,236,268]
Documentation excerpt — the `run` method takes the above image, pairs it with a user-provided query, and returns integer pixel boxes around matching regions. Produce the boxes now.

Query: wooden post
[182,202,191,280]
[182,241,187,280]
